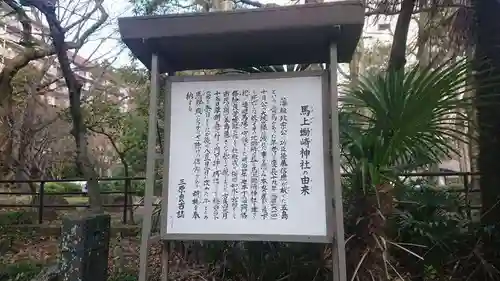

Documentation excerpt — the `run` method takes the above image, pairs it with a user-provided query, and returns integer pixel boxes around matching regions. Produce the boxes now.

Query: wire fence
[0,171,481,224]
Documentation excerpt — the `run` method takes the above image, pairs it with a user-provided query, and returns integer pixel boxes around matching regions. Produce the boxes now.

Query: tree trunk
[123,162,135,224]
[0,71,16,108]
[416,1,442,187]
[347,2,416,279]
[33,6,103,212]
[387,0,416,72]
[349,40,362,87]
[474,0,500,226]
[347,1,416,279]
[346,172,393,281]
[474,0,500,266]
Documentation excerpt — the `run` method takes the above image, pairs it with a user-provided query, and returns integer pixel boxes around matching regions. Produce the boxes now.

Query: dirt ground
[0,194,210,280]
[1,232,216,281]
[1,232,161,279]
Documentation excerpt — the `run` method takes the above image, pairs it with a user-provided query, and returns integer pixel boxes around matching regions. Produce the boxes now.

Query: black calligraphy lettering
[186,92,194,112]
[300,159,311,170]
[300,137,311,148]
[192,91,203,219]
[299,104,314,196]
[300,148,311,159]
[177,179,186,218]
[260,89,269,220]
[212,91,222,220]
[222,91,231,220]
[301,171,311,195]
[270,90,279,219]
[300,127,311,137]
[279,96,289,220]
[300,105,311,116]
[239,90,250,219]
[230,90,240,220]
[203,91,212,220]
[300,117,312,126]
[250,91,259,218]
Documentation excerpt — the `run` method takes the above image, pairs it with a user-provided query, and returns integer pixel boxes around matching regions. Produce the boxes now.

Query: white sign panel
[164,74,331,242]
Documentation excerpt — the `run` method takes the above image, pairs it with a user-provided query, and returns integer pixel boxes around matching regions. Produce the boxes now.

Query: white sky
[76,0,400,68]
[75,0,134,66]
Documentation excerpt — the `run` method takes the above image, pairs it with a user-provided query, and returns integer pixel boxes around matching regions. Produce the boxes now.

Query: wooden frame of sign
[118,2,364,281]
[161,71,334,243]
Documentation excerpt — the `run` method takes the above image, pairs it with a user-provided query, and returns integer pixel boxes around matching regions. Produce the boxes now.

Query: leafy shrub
[58,182,83,193]
[43,182,83,194]
[42,182,65,193]
[100,182,116,192]
[100,181,144,194]
[108,271,138,281]
[388,179,472,280]
[0,210,35,225]
[174,178,477,281]
[0,261,42,281]
[131,183,145,197]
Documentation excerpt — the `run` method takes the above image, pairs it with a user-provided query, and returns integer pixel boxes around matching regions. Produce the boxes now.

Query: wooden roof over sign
[118,0,365,73]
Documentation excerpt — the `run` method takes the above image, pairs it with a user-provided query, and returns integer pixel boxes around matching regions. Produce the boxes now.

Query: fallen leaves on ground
[1,234,216,281]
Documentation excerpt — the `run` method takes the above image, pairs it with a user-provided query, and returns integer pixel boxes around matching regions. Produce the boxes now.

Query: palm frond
[340,58,476,177]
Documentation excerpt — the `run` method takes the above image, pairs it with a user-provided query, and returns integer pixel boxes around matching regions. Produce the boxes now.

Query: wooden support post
[160,71,173,281]
[138,53,160,281]
[329,43,348,281]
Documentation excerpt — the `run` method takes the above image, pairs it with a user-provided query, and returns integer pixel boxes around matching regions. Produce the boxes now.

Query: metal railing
[0,172,481,224]
[0,177,147,224]
[388,171,481,220]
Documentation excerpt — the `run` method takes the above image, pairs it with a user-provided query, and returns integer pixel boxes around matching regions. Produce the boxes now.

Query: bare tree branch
[235,0,264,7]
[6,0,110,211]
[234,0,469,16]
[3,0,34,45]
[366,2,470,16]
[64,0,103,34]
[338,66,351,80]
[0,0,108,107]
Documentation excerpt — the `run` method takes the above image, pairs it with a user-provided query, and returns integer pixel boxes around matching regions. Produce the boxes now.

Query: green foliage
[340,58,474,178]
[83,66,159,177]
[0,261,42,281]
[41,182,62,193]
[140,59,484,280]
[146,179,478,281]
[387,180,498,280]
[339,58,479,279]
[120,113,149,174]
[393,180,466,241]
[57,163,83,178]
[390,180,467,266]
[99,180,144,196]
[107,271,138,281]
[43,182,81,193]
[57,182,83,193]
[206,242,330,281]
[0,210,35,225]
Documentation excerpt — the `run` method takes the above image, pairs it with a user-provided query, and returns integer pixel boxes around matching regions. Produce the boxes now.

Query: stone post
[59,213,111,281]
